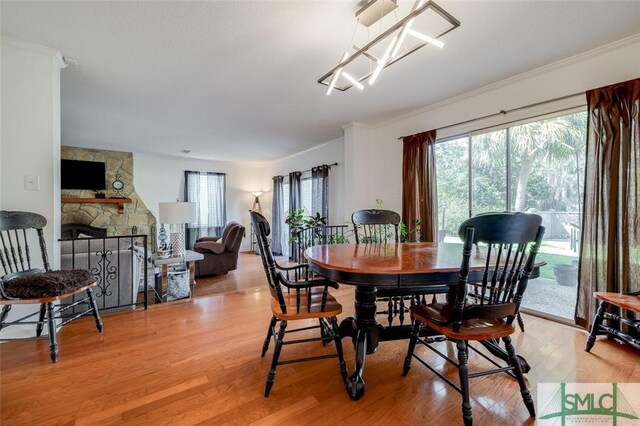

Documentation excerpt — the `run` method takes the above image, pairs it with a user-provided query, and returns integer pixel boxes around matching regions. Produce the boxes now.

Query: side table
[150,250,204,302]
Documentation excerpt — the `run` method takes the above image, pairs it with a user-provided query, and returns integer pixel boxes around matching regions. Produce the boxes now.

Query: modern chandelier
[318,0,460,94]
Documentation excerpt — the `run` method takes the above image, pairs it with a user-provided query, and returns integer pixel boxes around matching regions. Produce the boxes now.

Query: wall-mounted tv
[61,160,106,190]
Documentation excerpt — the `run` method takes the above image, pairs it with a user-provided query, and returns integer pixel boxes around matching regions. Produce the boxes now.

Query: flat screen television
[61,160,106,190]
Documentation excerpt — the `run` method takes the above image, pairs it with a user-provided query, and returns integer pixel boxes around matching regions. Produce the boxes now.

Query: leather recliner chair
[193,222,245,277]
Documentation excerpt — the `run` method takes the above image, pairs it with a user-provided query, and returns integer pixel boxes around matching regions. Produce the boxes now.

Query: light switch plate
[24,175,40,191]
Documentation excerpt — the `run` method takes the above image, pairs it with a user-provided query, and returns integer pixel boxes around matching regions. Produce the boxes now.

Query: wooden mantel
[61,197,132,214]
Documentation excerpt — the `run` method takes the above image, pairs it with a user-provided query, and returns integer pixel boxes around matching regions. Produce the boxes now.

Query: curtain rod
[397,91,585,140]
[299,162,338,174]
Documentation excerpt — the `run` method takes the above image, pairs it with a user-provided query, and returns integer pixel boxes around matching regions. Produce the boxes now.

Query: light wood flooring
[1,253,638,425]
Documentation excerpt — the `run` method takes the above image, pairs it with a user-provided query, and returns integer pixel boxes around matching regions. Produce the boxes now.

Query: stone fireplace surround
[61,147,156,239]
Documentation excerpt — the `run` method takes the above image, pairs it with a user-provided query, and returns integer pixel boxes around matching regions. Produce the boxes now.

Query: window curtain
[289,171,302,214]
[575,78,640,328]
[288,171,302,259]
[271,175,286,255]
[311,164,330,221]
[184,171,227,249]
[401,130,438,242]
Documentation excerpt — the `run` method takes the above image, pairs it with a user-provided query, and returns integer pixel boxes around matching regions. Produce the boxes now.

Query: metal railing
[289,225,350,263]
[59,235,148,312]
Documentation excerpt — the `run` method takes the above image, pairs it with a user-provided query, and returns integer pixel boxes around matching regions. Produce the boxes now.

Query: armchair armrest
[279,276,340,290]
[275,263,310,272]
[196,236,221,243]
[193,241,226,254]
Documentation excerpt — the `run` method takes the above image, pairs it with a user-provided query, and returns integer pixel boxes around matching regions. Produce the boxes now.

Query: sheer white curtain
[184,171,226,249]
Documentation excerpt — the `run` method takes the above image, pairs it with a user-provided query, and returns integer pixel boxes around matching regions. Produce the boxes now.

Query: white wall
[269,137,345,225]
[343,35,640,215]
[133,152,269,250]
[1,37,65,337]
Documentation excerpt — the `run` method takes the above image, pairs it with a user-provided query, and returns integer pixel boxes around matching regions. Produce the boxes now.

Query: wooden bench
[585,291,640,352]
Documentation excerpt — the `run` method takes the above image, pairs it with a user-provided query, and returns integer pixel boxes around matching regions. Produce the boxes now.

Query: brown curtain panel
[575,78,640,328]
[401,129,438,242]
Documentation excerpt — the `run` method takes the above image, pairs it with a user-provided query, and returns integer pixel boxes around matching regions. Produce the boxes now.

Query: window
[435,110,587,320]
[184,171,226,248]
[276,167,331,260]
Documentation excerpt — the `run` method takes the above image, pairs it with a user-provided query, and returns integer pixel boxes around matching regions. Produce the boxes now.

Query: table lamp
[159,202,197,256]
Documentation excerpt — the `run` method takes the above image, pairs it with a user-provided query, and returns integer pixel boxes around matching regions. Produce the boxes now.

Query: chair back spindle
[0,211,49,278]
[351,209,401,244]
[251,211,337,316]
[449,212,545,331]
[250,213,285,308]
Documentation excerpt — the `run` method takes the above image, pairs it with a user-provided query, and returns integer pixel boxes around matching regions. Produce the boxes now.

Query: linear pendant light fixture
[319,0,460,94]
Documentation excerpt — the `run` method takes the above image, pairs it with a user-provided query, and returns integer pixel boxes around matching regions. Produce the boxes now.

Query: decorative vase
[171,232,186,256]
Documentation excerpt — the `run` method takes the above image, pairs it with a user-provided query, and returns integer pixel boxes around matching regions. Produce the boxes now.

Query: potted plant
[552,260,578,286]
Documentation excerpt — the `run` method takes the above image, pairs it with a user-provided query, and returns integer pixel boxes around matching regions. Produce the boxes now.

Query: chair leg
[0,304,12,331]
[262,316,277,357]
[46,302,59,363]
[35,303,46,336]
[330,317,348,382]
[586,300,607,352]
[87,288,103,333]
[503,336,535,418]
[516,312,525,332]
[456,340,473,426]
[265,320,287,397]
[402,320,421,376]
[320,319,329,346]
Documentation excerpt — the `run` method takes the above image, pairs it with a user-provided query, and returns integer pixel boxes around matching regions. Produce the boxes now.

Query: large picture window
[435,110,587,320]
[184,171,226,249]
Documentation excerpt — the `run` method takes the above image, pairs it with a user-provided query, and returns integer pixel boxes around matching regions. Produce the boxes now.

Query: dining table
[305,242,543,400]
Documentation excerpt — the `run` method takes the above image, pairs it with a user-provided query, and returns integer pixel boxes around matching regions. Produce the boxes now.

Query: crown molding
[1,36,67,68]
[273,136,344,164]
[341,121,371,131]
[371,33,640,130]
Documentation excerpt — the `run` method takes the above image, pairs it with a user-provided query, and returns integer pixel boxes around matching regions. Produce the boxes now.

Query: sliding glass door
[435,110,587,320]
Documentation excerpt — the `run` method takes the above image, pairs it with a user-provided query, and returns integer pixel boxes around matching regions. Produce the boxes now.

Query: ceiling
[2,1,639,161]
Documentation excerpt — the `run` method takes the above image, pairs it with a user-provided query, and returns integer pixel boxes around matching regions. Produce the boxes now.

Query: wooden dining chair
[402,212,544,425]
[585,290,640,352]
[250,211,348,397]
[351,209,447,327]
[0,211,103,363]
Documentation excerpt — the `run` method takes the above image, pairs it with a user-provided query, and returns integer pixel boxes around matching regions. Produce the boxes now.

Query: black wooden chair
[250,211,348,397]
[0,211,103,363]
[351,209,448,326]
[585,290,640,352]
[402,212,544,425]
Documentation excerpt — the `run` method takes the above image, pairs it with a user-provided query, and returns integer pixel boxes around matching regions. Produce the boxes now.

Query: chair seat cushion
[411,303,515,341]
[2,270,95,299]
[194,241,225,254]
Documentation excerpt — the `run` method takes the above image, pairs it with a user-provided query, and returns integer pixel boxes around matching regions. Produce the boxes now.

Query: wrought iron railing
[289,225,350,263]
[58,235,148,312]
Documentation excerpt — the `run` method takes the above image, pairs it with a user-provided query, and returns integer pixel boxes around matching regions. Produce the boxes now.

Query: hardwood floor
[1,253,638,425]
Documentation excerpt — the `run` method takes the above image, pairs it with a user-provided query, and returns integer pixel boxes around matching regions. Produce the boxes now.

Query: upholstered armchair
[193,222,245,277]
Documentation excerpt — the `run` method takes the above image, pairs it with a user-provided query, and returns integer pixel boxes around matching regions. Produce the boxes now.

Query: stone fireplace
[61,147,156,239]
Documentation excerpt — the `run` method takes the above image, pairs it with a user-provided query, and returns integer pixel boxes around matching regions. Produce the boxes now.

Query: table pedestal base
[338,286,530,400]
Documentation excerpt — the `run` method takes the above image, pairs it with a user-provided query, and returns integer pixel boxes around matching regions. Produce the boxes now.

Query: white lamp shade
[159,202,197,224]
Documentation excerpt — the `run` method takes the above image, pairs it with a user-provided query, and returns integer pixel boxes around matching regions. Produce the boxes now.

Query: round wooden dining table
[305,242,541,400]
